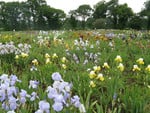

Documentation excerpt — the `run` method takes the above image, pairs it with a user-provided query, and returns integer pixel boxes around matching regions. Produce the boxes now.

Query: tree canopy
[0,0,150,31]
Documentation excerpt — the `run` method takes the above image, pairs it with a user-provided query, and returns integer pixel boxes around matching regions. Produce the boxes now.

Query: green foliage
[1,0,150,30]
[140,0,150,29]
[93,0,108,19]
[93,18,107,29]
[0,0,65,31]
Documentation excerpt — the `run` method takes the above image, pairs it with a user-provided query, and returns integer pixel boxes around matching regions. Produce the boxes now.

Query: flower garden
[0,30,150,113]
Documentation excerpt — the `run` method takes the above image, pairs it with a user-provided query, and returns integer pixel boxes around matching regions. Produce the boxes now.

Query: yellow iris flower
[96,73,104,81]
[136,58,144,65]
[52,53,58,59]
[93,66,101,72]
[145,65,150,72]
[21,52,28,58]
[115,55,122,63]
[89,81,96,87]
[32,59,38,66]
[61,57,67,63]
[117,63,124,71]
[102,62,110,69]
[89,71,96,79]
[132,65,141,71]
[45,53,50,59]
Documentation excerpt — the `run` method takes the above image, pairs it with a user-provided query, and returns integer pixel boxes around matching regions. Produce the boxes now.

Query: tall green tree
[93,0,107,19]
[67,10,78,29]
[106,0,134,29]
[140,0,150,29]
[115,4,134,29]
[27,0,47,29]
[74,4,93,29]
[0,2,5,30]
[1,2,22,30]
[128,15,145,30]
[0,0,66,30]
[39,5,65,29]
[106,0,119,29]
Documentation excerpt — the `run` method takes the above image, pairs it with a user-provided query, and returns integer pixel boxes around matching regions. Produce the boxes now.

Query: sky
[2,0,147,14]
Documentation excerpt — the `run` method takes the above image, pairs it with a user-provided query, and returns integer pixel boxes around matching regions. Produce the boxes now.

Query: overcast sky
[2,0,146,14]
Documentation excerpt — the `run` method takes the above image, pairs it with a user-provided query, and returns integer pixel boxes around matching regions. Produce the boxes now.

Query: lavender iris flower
[52,72,63,81]
[52,102,63,112]
[8,96,17,110]
[30,92,39,101]
[29,80,39,89]
[71,95,81,108]
[38,100,50,113]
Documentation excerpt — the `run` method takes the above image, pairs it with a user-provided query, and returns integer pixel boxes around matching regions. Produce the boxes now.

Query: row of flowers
[88,55,150,88]
[0,41,31,55]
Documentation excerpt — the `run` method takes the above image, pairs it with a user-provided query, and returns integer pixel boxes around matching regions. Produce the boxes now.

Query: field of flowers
[0,30,150,113]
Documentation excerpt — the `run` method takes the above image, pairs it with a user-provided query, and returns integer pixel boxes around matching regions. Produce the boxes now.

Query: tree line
[0,0,150,31]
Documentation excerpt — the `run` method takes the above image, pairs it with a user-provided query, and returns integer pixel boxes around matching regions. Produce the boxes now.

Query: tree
[106,0,134,29]
[76,5,93,21]
[1,2,23,30]
[27,0,47,29]
[128,15,145,30]
[93,0,107,19]
[19,2,33,30]
[67,10,78,29]
[74,4,93,29]
[115,4,134,29]
[39,6,66,29]
[93,18,107,29]
[0,2,5,30]
[140,0,150,29]
[0,0,66,30]
[86,17,95,29]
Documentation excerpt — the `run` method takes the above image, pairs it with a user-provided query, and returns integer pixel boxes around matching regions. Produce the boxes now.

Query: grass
[0,30,150,113]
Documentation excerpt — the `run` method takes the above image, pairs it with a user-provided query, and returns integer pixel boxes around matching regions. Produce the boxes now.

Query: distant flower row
[0,41,31,55]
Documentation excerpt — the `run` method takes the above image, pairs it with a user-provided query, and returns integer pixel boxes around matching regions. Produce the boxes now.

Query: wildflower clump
[0,72,85,113]
[88,65,104,88]
[61,57,68,70]
[0,42,31,55]
[41,72,86,113]
[0,74,31,111]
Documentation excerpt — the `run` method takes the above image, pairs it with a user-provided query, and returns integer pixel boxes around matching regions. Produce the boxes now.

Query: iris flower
[132,65,141,71]
[136,58,144,65]
[117,63,124,71]
[103,62,110,69]
[145,65,150,72]
[115,55,122,62]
